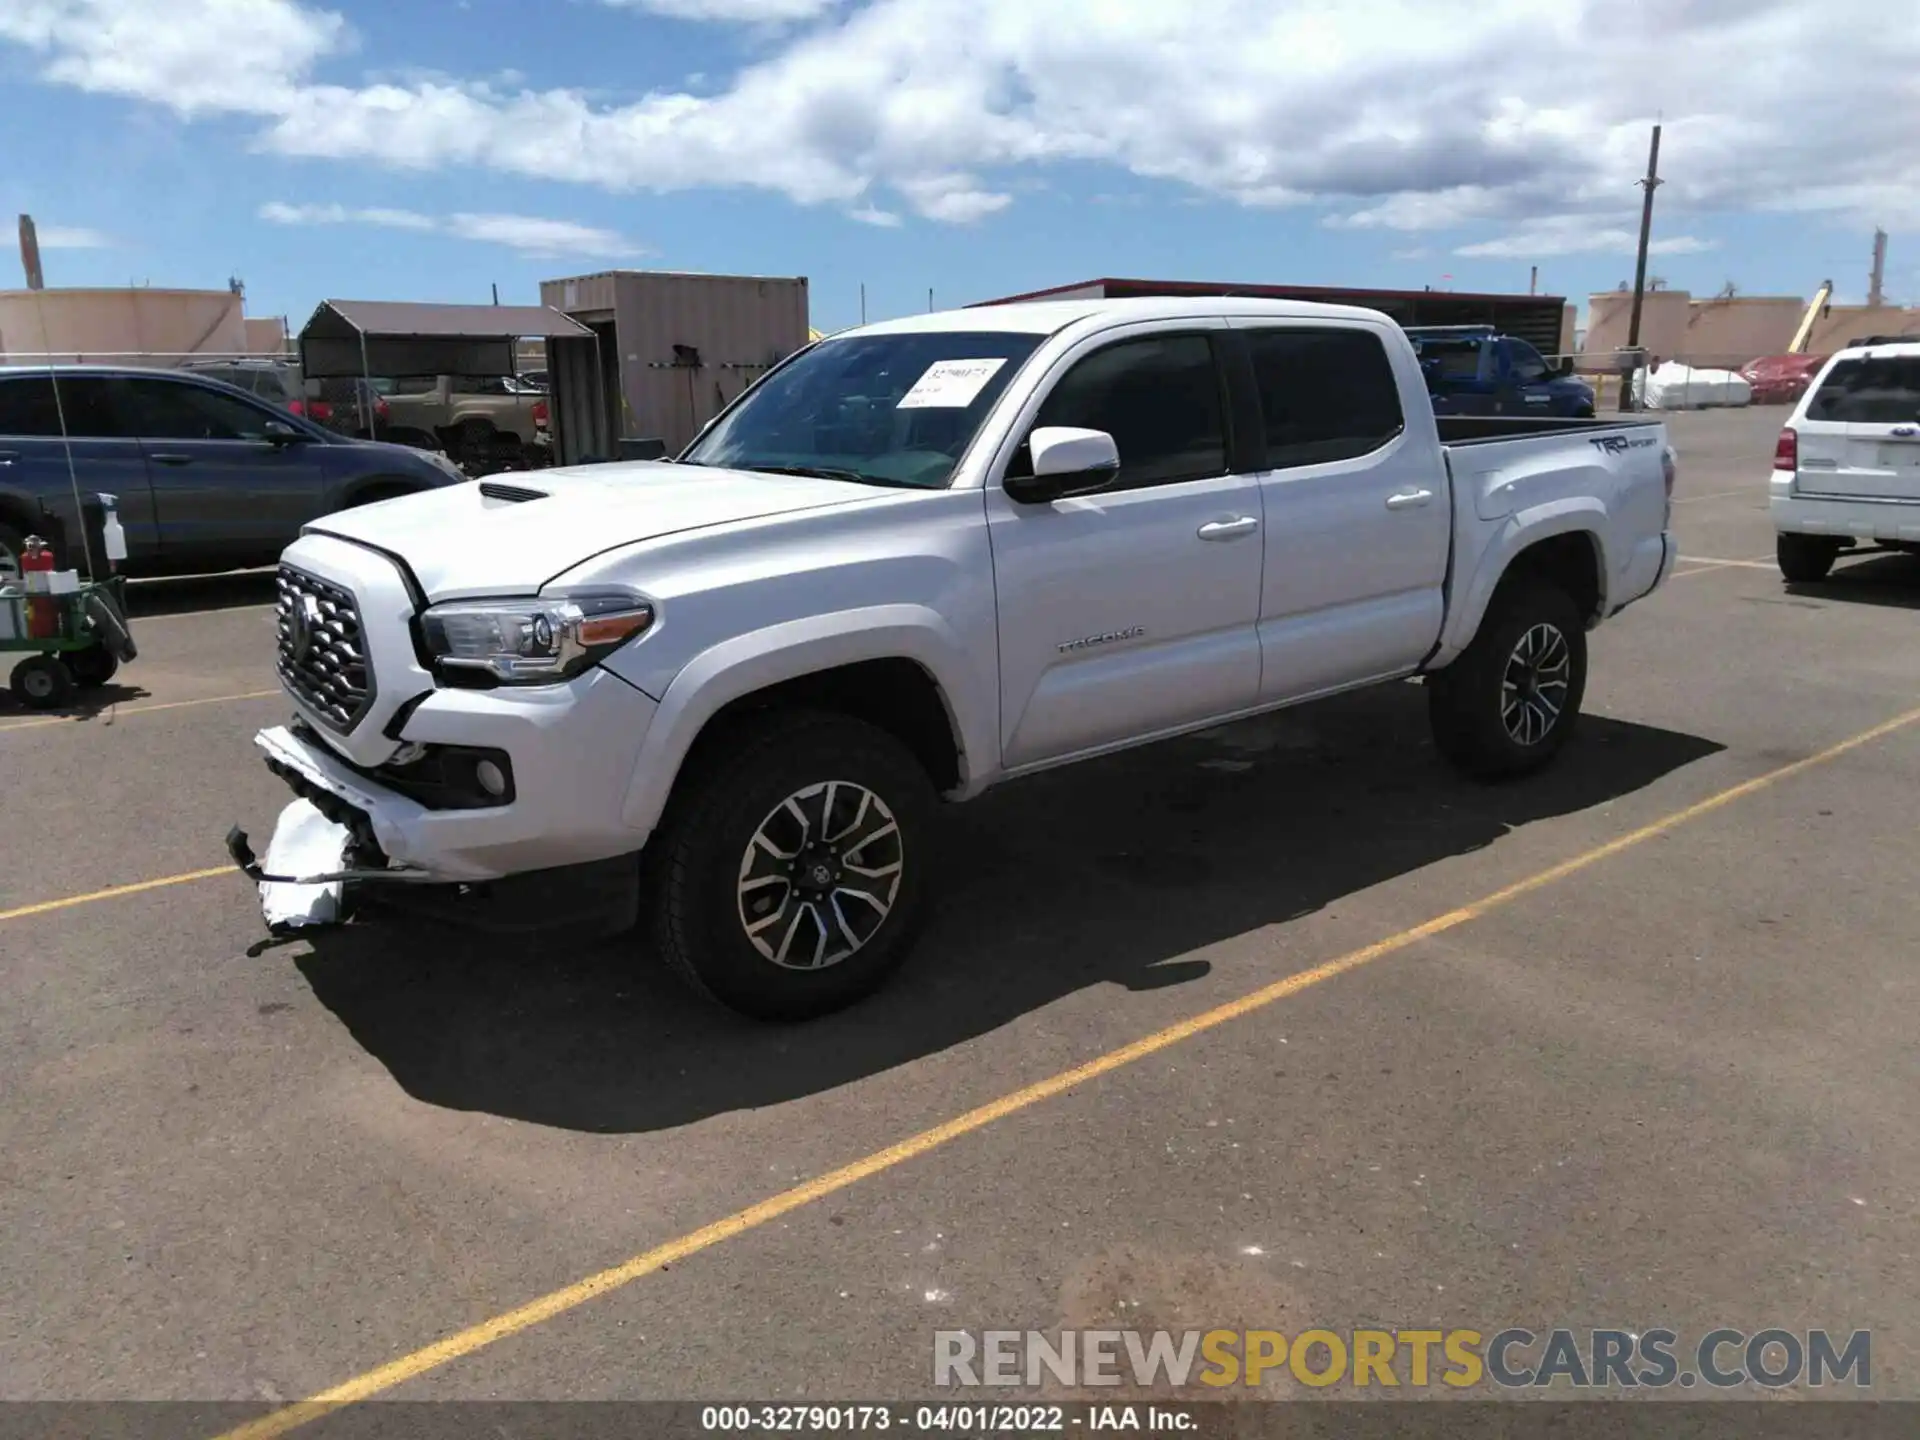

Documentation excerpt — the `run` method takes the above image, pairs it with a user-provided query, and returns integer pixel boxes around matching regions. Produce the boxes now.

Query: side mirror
[262,419,303,446]
[1003,426,1120,504]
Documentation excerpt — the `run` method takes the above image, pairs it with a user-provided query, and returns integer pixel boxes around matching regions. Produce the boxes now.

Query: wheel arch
[337,473,430,509]
[620,608,991,836]
[1436,505,1610,666]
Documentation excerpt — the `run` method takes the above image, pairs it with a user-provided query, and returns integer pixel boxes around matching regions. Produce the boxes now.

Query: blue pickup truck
[1405,325,1595,419]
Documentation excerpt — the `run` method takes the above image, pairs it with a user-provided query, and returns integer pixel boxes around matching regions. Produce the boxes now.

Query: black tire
[1777,532,1840,583]
[646,709,935,1021]
[10,654,75,710]
[82,589,137,662]
[1427,581,1588,780]
[68,644,119,688]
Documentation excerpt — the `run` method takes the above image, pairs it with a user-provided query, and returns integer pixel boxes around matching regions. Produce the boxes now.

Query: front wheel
[10,654,75,710]
[1428,582,1588,780]
[1777,532,1840,583]
[645,710,935,1020]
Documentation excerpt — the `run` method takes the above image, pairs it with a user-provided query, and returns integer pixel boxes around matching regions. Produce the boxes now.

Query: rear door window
[1805,356,1920,425]
[1244,327,1406,469]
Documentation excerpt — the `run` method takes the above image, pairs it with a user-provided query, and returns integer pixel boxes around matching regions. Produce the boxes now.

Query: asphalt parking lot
[4,405,1919,1418]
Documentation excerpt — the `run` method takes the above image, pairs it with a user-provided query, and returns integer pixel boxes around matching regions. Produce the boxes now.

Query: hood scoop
[479,480,548,504]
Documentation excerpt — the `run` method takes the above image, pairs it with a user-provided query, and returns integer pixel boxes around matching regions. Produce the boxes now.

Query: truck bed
[1435,414,1664,445]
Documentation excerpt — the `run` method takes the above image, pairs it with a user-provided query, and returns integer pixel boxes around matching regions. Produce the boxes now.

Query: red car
[1739,353,1827,406]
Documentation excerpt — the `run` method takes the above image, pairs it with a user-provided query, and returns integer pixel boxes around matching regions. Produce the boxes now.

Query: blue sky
[2,0,1914,335]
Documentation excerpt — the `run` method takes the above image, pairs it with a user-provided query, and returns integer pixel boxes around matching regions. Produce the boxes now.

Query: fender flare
[620,604,995,833]
[1438,499,1613,660]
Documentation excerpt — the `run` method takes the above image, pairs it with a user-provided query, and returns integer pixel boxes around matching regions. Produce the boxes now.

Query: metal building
[540,270,811,458]
[975,276,1572,355]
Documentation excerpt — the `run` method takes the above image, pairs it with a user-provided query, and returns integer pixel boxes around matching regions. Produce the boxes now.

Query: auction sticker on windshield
[897,358,1007,408]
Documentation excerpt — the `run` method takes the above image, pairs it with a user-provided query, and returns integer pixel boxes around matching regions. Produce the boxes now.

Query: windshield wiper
[744,464,923,488]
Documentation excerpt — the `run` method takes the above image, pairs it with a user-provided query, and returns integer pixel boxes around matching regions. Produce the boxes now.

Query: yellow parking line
[0,867,233,923]
[0,689,281,733]
[209,699,1920,1440]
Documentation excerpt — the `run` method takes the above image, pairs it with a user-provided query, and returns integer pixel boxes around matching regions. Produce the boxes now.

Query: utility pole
[1868,228,1887,308]
[860,283,867,325]
[491,282,500,306]
[18,214,44,290]
[928,287,934,313]
[1529,265,1538,296]
[1622,122,1663,412]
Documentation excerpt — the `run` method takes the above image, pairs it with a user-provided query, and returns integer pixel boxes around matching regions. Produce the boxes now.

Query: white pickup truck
[231,297,1677,1019]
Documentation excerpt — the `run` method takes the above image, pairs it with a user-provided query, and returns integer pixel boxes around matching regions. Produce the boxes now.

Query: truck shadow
[294,682,1722,1134]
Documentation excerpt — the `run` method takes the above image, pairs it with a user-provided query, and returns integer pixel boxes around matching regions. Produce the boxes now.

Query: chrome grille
[276,564,374,732]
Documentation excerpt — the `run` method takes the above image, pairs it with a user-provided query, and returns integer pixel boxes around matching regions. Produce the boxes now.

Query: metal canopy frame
[295,299,595,380]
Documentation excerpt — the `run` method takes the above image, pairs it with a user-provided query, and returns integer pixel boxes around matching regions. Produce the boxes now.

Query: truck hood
[303,461,882,599]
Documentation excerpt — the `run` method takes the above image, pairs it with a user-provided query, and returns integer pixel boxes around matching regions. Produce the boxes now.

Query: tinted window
[1508,341,1549,384]
[1025,334,1227,489]
[1419,341,1484,382]
[1806,356,1920,424]
[1244,328,1406,468]
[52,377,129,438]
[0,376,64,436]
[120,378,278,440]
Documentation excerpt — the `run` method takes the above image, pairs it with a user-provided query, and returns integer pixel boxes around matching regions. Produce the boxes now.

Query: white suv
[1770,338,1920,581]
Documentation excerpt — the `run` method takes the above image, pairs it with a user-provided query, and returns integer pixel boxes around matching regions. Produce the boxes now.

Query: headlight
[421,590,656,685]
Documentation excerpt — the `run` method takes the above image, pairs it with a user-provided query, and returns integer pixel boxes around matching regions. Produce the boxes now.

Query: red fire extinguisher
[22,536,59,640]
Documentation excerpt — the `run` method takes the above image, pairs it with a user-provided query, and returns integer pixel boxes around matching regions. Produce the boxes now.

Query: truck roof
[853,295,1396,338]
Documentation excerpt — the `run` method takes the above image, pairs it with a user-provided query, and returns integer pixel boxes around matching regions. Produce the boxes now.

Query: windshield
[680,330,1045,488]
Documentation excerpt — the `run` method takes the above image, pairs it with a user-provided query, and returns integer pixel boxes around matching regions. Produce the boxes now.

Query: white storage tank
[0,286,248,362]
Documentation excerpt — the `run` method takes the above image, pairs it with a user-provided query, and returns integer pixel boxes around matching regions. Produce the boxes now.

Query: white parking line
[1670,488,1760,505]
[1677,556,1778,570]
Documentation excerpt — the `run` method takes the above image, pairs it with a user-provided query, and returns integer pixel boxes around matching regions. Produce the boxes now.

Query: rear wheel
[645,710,935,1020]
[1428,581,1588,780]
[1777,532,1840,583]
[68,644,119,688]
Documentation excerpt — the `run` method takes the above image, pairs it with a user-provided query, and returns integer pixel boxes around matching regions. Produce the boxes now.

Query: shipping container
[540,270,811,457]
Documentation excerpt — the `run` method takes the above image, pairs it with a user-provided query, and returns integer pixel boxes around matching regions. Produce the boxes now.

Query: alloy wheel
[1501,622,1571,746]
[736,780,904,971]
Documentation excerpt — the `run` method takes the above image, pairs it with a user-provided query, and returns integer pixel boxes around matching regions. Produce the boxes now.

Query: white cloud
[446,212,642,257]
[257,200,641,257]
[1390,246,1430,262]
[847,204,903,227]
[33,223,114,248]
[602,0,840,19]
[0,0,345,115]
[4,0,1917,236]
[259,200,436,230]
[1455,219,1718,260]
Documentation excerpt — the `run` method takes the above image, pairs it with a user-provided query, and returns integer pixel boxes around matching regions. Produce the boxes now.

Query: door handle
[1197,516,1260,541]
[1384,489,1434,510]
[149,453,194,466]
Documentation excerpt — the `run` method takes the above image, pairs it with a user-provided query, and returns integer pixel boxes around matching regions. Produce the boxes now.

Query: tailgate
[1795,428,1920,501]
[1797,353,1920,501]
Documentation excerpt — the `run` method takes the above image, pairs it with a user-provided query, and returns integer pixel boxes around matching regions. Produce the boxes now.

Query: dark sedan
[0,366,468,580]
